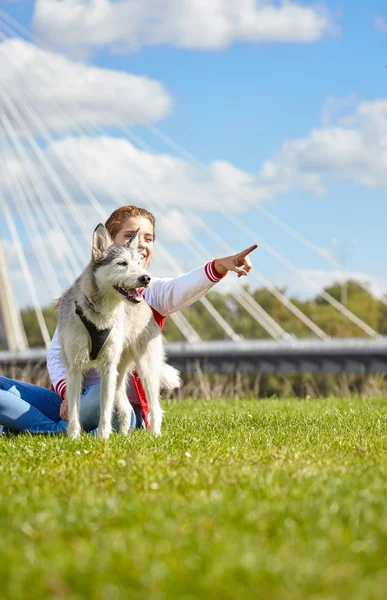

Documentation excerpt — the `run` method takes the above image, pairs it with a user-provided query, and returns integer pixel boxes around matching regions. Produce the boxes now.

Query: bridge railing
[1,338,387,374]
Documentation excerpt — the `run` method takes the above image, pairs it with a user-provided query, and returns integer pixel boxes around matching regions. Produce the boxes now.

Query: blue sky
[1,0,387,303]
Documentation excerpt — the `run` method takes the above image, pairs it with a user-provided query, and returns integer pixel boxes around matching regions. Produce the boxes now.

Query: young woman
[0,206,257,435]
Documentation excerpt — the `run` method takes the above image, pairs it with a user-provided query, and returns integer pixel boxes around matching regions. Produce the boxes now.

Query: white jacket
[47,260,226,400]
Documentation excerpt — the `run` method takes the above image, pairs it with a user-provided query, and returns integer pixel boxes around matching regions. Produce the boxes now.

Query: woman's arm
[145,260,226,316]
[46,328,67,400]
[145,245,258,316]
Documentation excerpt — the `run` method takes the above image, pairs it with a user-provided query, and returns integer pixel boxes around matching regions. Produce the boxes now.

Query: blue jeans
[0,376,144,435]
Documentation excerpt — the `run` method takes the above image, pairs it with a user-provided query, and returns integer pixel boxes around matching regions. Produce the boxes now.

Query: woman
[0,206,257,434]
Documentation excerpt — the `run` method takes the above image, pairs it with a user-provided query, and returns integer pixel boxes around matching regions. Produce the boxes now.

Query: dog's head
[91,224,150,303]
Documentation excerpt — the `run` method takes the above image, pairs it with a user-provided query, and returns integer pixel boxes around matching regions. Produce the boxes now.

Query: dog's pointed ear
[125,227,140,250]
[92,224,113,262]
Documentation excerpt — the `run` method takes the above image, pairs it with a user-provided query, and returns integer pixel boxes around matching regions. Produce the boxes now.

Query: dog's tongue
[126,289,143,303]
[115,285,144,303]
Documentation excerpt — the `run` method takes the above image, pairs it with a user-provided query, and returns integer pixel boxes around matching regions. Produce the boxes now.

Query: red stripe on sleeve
[56,379,67,400]
[205,260,227,282]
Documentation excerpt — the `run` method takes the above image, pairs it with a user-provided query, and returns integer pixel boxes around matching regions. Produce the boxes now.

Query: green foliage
[378,303,387,335]
[1,398,387,599]
[314,281,381,336]
[180,279,386,341]
[20,306,57,347]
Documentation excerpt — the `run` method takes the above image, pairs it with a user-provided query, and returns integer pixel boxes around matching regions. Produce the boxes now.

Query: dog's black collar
[74,302,112,361]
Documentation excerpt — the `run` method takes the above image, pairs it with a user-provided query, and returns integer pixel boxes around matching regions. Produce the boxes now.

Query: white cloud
[157,210,193,242]
[2,134,267,211]
[4,92,387,233]
[320,93,358,127]
[3,85,387,223]
[0,38,172,135]
[256,98,387,193]
[32,0,338,57]
[373,16,387,33]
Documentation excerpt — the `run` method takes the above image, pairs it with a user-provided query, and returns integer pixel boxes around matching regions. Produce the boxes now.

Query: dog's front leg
[115,358,133,435]
[67,370,83,440]
[135,338,163,436]
[97,365,118,439]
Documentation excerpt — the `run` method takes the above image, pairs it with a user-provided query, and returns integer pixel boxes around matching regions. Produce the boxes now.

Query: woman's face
[113,216,154,268]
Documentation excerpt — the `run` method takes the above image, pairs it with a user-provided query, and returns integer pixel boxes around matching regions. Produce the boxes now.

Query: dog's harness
[74,302,112,361]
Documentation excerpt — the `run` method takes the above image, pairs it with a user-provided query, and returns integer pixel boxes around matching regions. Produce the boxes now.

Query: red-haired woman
[0,206,256,434]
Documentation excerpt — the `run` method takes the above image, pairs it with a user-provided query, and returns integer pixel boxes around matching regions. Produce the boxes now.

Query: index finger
[238,244,258,258]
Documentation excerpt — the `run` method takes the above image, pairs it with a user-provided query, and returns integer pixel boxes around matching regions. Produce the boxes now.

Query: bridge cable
[0,47,201,343]
[0,17,377,338]
[0,17,325,340]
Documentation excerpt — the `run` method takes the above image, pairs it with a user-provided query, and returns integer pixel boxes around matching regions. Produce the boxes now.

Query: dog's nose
[138,275,151,286]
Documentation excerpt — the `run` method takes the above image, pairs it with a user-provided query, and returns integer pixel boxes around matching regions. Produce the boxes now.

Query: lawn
[1,398,387,600]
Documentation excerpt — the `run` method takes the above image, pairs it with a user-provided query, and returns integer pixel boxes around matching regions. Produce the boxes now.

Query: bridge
[1,338,387,375]
[0,8,386,377]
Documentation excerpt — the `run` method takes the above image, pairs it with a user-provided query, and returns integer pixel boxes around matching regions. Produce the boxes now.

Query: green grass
[1,398,387,599]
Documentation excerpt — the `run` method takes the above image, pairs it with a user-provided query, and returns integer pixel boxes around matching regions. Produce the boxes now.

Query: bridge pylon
[0,237,28,351]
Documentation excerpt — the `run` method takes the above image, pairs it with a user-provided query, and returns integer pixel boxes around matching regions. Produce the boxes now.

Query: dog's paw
[150,425,162,437]
[67,426,81,440]
[117,410,132,435]
[96,427,112,440]
[119,421,131,435]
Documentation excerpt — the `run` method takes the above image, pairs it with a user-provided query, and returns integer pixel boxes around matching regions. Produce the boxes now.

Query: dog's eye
[118,261,128,267]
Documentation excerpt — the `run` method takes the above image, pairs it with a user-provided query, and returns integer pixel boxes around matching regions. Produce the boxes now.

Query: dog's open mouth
[114,285,143,304]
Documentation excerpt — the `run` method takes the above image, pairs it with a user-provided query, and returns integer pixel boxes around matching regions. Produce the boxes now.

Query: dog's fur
[57,224,180,440]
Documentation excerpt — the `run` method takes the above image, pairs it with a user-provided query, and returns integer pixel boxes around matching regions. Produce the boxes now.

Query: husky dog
[57,224,180,440]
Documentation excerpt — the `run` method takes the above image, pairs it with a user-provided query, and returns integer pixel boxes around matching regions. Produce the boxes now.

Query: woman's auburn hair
[105,205,156,240]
